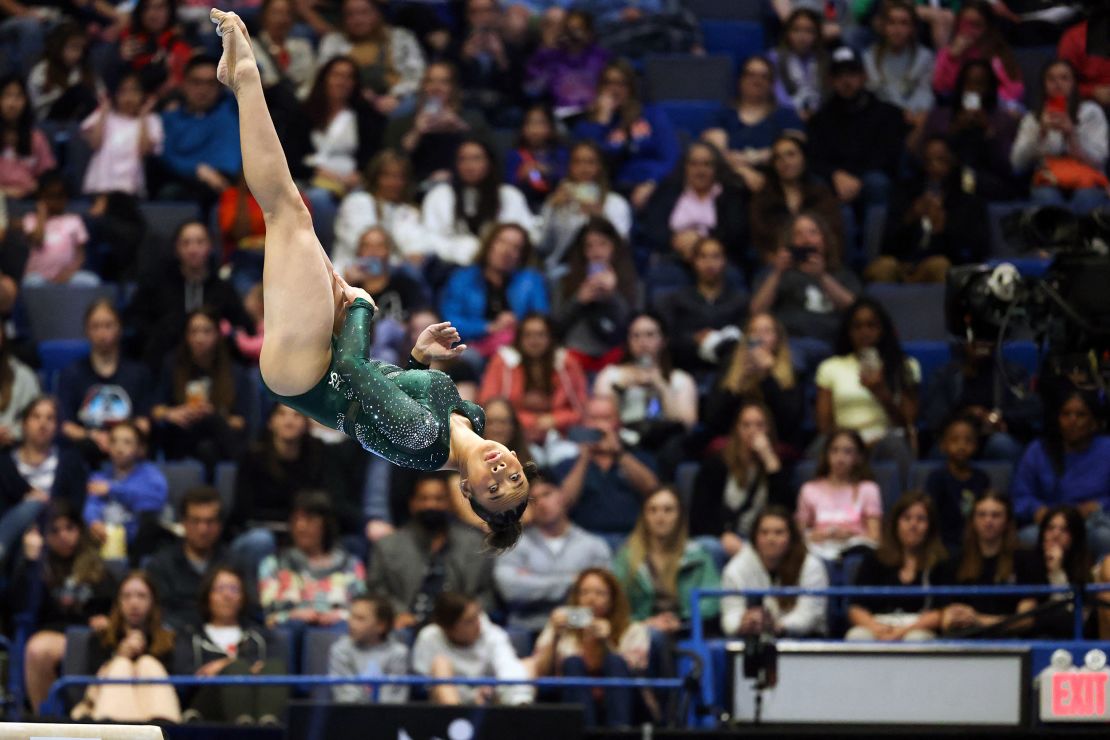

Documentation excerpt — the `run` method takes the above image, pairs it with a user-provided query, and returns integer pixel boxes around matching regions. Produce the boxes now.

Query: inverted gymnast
[209,8,535,550]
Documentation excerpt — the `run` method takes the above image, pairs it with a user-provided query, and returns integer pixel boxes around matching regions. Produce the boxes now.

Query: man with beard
[366,473,495,630]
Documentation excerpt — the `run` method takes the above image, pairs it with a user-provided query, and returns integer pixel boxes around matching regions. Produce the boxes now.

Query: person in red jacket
[1057,20,1110,108]
[478,313,589,443]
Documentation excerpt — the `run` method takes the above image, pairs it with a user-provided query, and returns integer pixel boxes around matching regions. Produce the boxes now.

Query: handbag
[1033,156,1110,191]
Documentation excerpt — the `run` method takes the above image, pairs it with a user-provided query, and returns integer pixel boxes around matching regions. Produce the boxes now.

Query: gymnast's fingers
[453,344,468,354]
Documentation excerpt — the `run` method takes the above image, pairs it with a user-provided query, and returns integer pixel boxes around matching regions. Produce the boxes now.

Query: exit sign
[1040,671,1110,722]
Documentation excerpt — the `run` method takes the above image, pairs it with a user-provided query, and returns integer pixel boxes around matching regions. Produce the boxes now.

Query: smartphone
[572,182,601,204]
[859,347,882,375]
[567,426,604,444]
[566,606,593,629]
[587,260,607,277]
[422,96,444,117]
[789,245,816,264]
[961,91,981,111]
[1046,95,1067,115]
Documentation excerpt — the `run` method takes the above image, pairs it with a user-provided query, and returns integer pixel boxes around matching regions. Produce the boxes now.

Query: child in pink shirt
[81,71,164,200]
[21,174,99,286]
[796,429,883,560]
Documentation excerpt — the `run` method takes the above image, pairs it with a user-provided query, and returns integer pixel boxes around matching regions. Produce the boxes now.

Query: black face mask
[415,509,450,531]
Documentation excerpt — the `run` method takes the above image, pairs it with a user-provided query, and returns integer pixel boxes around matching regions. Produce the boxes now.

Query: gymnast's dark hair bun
[469,462,541,553]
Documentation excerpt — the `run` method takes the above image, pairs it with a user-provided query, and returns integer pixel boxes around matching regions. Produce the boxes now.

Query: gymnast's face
[463,443,527,514]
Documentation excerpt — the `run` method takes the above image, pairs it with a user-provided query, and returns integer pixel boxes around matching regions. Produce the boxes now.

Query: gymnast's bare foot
[210,9,257,92]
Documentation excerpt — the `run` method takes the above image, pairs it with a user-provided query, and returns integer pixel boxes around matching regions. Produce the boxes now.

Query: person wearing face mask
[366,473,495,631]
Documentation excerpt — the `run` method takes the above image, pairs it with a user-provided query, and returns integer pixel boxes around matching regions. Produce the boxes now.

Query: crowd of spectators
[1,0,1109,728]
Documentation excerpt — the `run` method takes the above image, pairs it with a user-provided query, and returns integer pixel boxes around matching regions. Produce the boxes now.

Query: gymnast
[209,8,535,550]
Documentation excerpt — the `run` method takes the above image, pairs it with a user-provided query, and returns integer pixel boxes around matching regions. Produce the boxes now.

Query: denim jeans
[561,654,633,727]
[0,499,47,565]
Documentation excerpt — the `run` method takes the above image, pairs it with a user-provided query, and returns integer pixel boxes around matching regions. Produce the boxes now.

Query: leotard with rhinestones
[262,298,485,471]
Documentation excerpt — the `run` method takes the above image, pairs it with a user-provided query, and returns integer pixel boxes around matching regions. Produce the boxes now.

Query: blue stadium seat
[988,256,1051,278]
[1013,46,1057,110]
[644,54,734,103]
[657,100,722,140]
[302,626,346,700]
[214,461,238,514]
[158,460,206,516]
[861,205,887,265]
[701,20,764,68]
[506,626,537,658]
[908,460,1014,496]
[987,201,1032,258]
[136,201,203,277]
[1001,339,1040,377]
[21,284,117,342]
[37,339,90,393]
[866,283,949,342]
[685,0,766,20]
[902,341,951,391]
[674,461,701,514]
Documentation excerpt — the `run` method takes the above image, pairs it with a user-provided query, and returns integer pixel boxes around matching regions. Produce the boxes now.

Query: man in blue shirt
[156,55,242,207]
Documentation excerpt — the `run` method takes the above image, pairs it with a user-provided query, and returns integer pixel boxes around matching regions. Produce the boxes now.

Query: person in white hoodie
[720,506,829,637]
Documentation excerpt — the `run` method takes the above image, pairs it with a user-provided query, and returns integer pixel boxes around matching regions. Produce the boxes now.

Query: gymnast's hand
[332,270,377,310]
[412,322,468,364]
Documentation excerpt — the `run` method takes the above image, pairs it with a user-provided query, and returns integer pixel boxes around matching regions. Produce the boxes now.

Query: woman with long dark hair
[1016,504,1092,639]
[862,0,935,124]
[0,75,56,199]
[478,313,588,443]
[422,138,536,266]
[767,8,828,120]
[720,506,828,636]
[27,22,100,122]
[115,0,194,96]
[933,1,1023,107]
[796,428,882,560]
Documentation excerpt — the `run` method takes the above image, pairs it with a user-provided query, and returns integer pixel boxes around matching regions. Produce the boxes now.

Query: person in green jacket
[612,486,721,633]
[207,9,535,550]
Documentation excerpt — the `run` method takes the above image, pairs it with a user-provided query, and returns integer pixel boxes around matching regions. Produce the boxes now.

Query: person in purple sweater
[525,10,609,119]
[1012,390,1110,560]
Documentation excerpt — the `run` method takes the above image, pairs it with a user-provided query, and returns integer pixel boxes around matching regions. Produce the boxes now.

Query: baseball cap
[830,46,864,75]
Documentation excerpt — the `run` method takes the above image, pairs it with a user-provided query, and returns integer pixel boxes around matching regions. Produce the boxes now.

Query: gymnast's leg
[212,9,337,397]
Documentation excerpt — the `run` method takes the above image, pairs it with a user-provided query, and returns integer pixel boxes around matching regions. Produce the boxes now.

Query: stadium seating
[907,460,1015,497]
[684,0,765,21]
[157,460,207,516]
[21,284,117,342]
[700,20,763,68]
[656,100,721,141]
[36,339,90,393]
[866,283,949,342]
[643,54,734,103]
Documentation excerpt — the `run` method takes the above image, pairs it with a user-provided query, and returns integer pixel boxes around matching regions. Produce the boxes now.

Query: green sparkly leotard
[263,298,485,471]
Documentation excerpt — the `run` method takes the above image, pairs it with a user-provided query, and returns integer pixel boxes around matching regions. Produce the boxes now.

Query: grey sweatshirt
[328,635,411,704]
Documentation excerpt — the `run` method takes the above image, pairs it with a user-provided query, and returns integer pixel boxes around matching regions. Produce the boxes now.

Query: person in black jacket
[807,46,906,215]
[637,141,750,281]
[867,136,988,284]
[690,402,792,569]
[0,397,87,566]
[126,220,251,372]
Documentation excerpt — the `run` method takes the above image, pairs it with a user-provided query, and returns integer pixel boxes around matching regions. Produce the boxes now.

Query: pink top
[795,479,882,538]
[933,49,1024,105]
[80,109,164,196]
[0,130,56,196]
[668,183,721,236]
[22,212,88,282]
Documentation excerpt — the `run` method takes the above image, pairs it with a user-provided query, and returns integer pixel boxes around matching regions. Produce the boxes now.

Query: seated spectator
[0,75,56,199]
[333,150,430,271]
[317,0,425,118]
[863,0,935,127]
[572,59,679,209]
[71,571,181,722]
[703,55,805,193]
[538,141,631,273]
[795,430,882,560]
[15,501,115,713]
[328,594,410,704]
[342,226,431,324]
[555,217,640,372]
[115,0,194,97]
[524,9,609,119]
[385,62,491,184]
[942,491,1025,637]
[915,59,1020,202]
[868,136,988,283]
[258,490,366,627]
[173,566,288,723]
[453,0,531,127]
[83,422,167,563]
[422,139,536,266]
[147,486,228,630]
[1057,17,1110,107]
[155,55,242,208]
[749,133,844,263]
[413,591,534,705]
[749,211,860,367]
[556,395,659,539]
[809,46,905,211]
[1012,389,1110,559]
[578,0,702,59]
[770,0,854,42]
[767,9,828,121]
[27,22,99,122]
[439,223,548,355]
[288,56,385,203]
[252,0,316,99]
[1010,59,1109,213]
[494,478,611,631]
[0,198,29,315]
[529,567,648,727]
[0,323,41,444]
[924,337,1038,464]
[230,404,347,573]
[932,2,1024,108]
[659,237,749,373]
[639,142,750,277]
[815,298,921,473]
[479,314,589,443]
[505,104,568,212]
[81,71,163,202]
[1015,504,1091,639]
[366,473,495,629]
[128,220,250,371]
[720,506,828,637]
[926,415,992,553]
[847,491,950,641]
[151,308,249,468]
[0,397,87,565]
[692,402,793,567]
[20,173,98,287]
[613,486,720,635]
[701,313,804,452]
